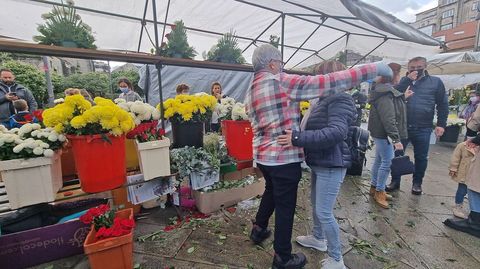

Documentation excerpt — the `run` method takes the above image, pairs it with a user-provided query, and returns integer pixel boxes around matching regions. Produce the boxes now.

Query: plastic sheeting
[1,0,442,68]
[138,65,253,106]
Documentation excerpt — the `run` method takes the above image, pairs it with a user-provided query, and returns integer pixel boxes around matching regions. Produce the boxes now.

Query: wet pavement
[31,142,480,269]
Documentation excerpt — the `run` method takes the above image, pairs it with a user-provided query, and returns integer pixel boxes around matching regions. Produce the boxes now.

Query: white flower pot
[0,151,62,209]
[190,169,220,190]
[135,138,171,181]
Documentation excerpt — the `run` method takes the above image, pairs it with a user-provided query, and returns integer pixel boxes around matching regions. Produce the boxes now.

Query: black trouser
[255,162,302,261]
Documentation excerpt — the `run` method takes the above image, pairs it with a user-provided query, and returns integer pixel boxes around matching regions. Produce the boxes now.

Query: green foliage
[207,31,246,64]
[0,52,13,64]
[449,88,469,105]
[111,69,143,96]
[34,0,96,49]
[269,35,280,48]
[1,61,47,107]
[160,20,196,59]
[51,72,65,96]
[61,72,109,97]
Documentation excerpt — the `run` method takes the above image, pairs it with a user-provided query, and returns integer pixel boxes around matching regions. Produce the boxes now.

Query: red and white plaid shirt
[246,64,378,164]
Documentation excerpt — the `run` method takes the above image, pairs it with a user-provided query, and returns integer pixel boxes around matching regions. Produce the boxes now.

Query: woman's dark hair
[117,77,133,89]
[210,82,222,95]
[176,83,190,94]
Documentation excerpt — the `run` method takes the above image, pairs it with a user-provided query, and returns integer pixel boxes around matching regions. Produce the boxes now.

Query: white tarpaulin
[0,0,442,68]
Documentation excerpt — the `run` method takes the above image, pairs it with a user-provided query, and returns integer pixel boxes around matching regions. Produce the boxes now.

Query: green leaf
[187,246,195,254]
[133,263,141,269]
[219,234,227,240]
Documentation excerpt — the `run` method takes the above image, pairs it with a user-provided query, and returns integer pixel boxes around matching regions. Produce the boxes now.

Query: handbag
[390,150,415,178]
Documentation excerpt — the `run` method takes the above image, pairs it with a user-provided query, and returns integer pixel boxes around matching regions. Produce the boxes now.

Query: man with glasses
[386,56,449,195]
[246,44,393,269]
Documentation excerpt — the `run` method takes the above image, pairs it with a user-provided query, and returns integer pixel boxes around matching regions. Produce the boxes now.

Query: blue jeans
[391,128,432,186]
[455,183,468,205]
[468,189,480,213]
[371,138,394,192]
[310,166,346,262]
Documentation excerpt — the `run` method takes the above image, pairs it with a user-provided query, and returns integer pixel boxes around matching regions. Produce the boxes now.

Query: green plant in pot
[34,0,96,49]
[206,30,246,64]
[160,20,197,59]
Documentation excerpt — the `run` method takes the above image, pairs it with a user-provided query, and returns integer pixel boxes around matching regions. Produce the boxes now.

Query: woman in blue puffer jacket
[277,60,357,269]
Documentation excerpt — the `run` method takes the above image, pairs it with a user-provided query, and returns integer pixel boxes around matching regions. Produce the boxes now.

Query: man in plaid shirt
[247,44,392,269]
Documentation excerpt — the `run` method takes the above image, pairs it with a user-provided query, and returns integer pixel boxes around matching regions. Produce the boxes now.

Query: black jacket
[396,72,448,129]
[292,93,357,168]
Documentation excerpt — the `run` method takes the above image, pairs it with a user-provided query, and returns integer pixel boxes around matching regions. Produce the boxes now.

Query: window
[444,0,456,4]
[442,9,454,18]
[440,23,453,30]
[473,2,478,11]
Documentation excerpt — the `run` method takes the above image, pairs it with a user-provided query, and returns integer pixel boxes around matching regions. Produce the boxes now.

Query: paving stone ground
[31,142,480,269]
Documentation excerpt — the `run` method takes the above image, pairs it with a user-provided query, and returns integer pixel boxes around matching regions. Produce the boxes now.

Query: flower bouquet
[81,205,135,269]
[42,95,135,193]
[300,101,310,116]
[216,97,248,121]
[0,123,67,208]
[162,93,217,148]
[203,133,236,174]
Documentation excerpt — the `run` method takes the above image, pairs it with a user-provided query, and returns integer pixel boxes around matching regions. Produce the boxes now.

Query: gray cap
[252,44,282,72]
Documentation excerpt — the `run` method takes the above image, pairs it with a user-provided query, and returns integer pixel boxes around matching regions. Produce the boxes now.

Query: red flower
[164,225,175,232]
[98,204,110,214]
[80,212,93,224]
[23,114,33,122]
[33,110,43,122]
[120,219,135,229]
[96,226,113,239]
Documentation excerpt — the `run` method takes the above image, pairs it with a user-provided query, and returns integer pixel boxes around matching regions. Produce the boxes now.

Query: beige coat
[466,147,480,193]
[449,142,476,183]
[467,105,480,132]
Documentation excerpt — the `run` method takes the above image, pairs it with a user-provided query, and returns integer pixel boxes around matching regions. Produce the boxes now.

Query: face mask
[471,96,479,103]
[119,87,129,94]
[414,69,424,79]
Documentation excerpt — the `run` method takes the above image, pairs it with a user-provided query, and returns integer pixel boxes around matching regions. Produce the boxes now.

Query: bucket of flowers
[161,93,217,148]
[81,205,135,269]
[119,100,171,181]
[0,123,67,209]
[216,97,252,169]
[42,95,135,193]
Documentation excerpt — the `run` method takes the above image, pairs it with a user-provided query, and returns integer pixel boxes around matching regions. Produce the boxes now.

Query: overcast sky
[364,0,438,22]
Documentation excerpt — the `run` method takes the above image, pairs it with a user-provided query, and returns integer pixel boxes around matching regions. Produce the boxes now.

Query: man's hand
[407,71,418,81]
[5,93,18,101]
[405,86,414,99]
[449,170,457,177]
[435,127,445,138]
[394,142,404,151]
[277,130,293,147]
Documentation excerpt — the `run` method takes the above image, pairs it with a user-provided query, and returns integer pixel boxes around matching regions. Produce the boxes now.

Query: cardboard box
[0,220,89,269]
[193,177,265,214]
[222,167,262,181]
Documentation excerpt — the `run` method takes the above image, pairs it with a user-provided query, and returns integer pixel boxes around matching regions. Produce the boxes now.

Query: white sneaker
[295,235,327,251]
[453,204,468,219]
[321,256,346,269]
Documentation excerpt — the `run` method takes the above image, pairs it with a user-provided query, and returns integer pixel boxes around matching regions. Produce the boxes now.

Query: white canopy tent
[1,0,443,69]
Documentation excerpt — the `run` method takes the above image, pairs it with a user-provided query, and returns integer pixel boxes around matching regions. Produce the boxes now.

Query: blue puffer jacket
[396,73,448,128]
[292,93,357,168]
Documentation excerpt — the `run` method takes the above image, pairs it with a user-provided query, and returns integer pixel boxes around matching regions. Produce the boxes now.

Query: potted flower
[126,119,170,181]
[0,123,67,209]
[80,205,135,269]
[42,95,135,193]
[440,117,466,143]
[203,133,236,174]
[217,97,253,169]
[170,146,220,190]
[162,93,217,148]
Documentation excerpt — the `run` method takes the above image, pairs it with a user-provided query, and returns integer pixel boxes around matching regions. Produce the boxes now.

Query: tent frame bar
[284,17,326,66]
[292,33,347,69]
[349,38,388,68]
[242,14,283,53]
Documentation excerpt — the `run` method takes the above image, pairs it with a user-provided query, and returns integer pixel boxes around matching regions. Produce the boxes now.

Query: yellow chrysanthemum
[71,116,87,129]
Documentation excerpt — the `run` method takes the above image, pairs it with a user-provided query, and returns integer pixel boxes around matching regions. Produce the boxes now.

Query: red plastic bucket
[67,134,126,193]
[221,120,253,164]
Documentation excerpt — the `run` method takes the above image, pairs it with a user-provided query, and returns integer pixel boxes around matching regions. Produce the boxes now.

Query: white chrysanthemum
[4,135,15,143]
[41,142,50,149]
[33,147,44,155]
[118,102,131,112]
[19,123,33,134]
[25,142,36,149]
[48,133,58,142]
[134,118,141,126]
[31,123,41,130]
[0,125,8,133]
[130,102,148,115]
[43,149,54,157]
[13,144,24,153]
[232,103,248,120]
[9,128,19,134]
[54,98,65,104]
[14,138,23,144]
[151,109,161,120]
[114,98,126,104]
[58,134,66,142]
[31,130,40,137]
[194,92,208,96]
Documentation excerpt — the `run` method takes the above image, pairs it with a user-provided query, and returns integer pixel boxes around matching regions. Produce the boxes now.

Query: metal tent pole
[281,13,285,60]
[151,0,165,129]
[137,0,150,52]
